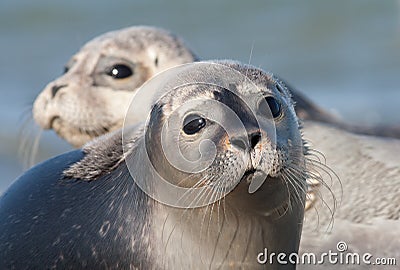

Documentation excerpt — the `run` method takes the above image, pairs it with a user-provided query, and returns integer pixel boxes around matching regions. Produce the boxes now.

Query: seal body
[0,150,155,269]
[0,147,301,269]
[2,61,308,269]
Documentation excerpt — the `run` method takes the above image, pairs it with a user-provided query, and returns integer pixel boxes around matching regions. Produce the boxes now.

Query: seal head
[33,26,197,147]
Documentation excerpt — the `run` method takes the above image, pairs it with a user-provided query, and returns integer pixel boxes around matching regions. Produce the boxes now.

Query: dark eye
[183,114,206,135]
[63,66,69,74]
[265,96,281,118]
[107,64,133,79]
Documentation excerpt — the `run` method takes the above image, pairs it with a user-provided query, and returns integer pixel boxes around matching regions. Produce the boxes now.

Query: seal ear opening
[154,56,159,67]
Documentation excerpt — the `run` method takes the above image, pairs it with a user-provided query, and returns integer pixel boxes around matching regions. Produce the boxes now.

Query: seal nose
[51,84,68,98]
[249,131,261,149]
[230,131,261,151]
[230,136,247,150]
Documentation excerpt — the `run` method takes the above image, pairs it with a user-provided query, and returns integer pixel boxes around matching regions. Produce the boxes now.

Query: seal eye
[265,96,281,118]
[107,64,133,79]
[183,114,206,135]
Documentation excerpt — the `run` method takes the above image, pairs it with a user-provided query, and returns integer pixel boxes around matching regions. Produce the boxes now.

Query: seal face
[33,26,198,147]
[2,61,309,269]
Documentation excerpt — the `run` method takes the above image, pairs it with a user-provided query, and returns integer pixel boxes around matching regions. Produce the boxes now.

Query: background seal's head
[33,26,197,147]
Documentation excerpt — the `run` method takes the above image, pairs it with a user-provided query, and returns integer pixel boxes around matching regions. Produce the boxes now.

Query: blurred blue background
[1,0,399,193]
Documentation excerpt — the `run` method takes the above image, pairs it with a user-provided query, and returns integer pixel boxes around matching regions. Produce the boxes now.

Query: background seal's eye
[265,96,281,118]
[107,64,133,79]
[183,114,206,135]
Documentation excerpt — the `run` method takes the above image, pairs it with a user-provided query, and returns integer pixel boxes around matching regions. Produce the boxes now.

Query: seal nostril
[250,132,261,149]
[230,137,247,151]
[231,132,261,151]
[51,84,68,98]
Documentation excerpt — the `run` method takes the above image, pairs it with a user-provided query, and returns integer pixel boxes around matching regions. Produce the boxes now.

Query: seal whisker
[18,108,43,169]
[206,186,218,236]
[285,166,308,192]
[216,181,228,236]
[280,172,300,210]
[198,177,220,237]
[307,148,327,164]
[306,160,336,192]
[294,158,339,231]
[213,199,226,270]
[216,205,240,269]
[305,159,340,208]
[191,177,215,212]
[242,42,256,83]
[174,174,209,207]
[280,174,294,216]
[305,151,324,164]
[305,154,341,190]
[161,175,218,265]
[214,185,231,270]
[197,183,219,266]
[287,153,339,228]
[290,148,340,197]
[247,42,255,66]
[281,170,306,211]
[161,175,211,256]
[207,180,225,269]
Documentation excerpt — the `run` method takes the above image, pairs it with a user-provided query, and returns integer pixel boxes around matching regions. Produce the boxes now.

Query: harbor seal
[1,61,311,269]
[32,26,198,147]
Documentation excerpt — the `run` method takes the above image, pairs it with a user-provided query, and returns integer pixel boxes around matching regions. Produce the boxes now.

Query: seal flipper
[63,126,142,181]
[63,130,125,181]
